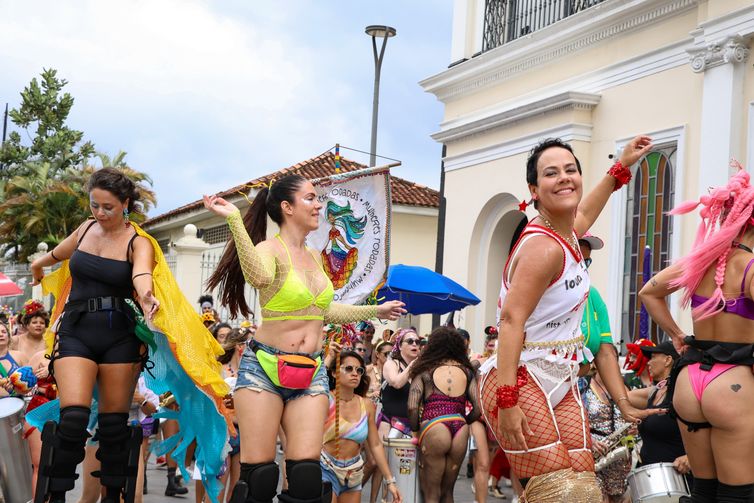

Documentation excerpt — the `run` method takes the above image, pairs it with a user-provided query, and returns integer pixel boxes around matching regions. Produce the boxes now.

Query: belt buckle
[100,297,114,311]
[87,298,97,312]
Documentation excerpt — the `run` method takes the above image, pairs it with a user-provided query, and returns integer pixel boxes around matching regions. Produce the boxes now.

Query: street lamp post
[365,25,396,167]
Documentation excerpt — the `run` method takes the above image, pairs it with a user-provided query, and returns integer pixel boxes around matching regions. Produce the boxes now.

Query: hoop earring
[123,208,130,223]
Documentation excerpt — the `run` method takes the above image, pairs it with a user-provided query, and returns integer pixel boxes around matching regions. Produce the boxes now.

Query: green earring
[123,208,130,223]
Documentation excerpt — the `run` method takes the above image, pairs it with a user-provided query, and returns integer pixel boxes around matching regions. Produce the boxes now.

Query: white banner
[307,168,391,304]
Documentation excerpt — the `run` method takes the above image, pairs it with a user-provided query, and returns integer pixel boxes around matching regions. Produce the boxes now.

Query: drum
[627,462,689,502]
[384,437,422,503]
[0,397,33,503]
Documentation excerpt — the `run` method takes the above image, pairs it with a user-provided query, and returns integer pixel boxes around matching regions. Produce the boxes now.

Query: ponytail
[207,188,269,317]
[205,174,308,318]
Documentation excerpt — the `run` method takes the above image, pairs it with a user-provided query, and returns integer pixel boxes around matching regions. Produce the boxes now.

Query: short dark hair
[87,167,141,214]
[525,138,582,209]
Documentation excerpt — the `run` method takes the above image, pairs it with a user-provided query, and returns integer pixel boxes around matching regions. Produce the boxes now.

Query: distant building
[143,152,440,336]
[422,0,754,346]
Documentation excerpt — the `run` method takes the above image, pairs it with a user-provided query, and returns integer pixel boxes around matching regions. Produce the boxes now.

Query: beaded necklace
[539,215,579,251]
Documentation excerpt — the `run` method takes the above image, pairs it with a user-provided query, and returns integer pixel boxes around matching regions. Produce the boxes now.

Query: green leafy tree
[0,68,94,174]
[0,155,156,262]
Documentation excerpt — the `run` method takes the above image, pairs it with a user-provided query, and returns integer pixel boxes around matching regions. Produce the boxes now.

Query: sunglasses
[341,365,365,375]
[403,338,420,346]
[379,350,391,357]
[354,347,367,353]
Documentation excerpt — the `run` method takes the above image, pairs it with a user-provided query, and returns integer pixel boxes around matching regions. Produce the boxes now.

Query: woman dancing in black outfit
[30,168,159,503]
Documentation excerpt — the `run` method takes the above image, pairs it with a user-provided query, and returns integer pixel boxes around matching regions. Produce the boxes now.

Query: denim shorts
[235,340,329,402]
[320,452,363,495]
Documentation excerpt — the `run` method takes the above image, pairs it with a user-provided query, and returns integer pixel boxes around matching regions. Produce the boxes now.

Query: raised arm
[638,263,686,352]
[30,220,90,285]
[574,135,653,237]
[225,209,277,288]
[382,357,413,389]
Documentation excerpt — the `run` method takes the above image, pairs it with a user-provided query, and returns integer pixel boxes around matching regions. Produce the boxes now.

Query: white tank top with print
[496,225,590,366]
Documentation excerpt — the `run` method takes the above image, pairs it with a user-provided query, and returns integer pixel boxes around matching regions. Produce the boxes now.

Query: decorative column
[689,35,750,190]
[172,224,209,313]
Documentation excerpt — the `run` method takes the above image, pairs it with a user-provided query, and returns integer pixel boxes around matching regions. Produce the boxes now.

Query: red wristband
[496,366,528,409]
[496,384,519,409]
[607,161,632,191]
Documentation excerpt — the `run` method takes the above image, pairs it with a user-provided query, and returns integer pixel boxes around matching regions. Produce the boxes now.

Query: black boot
[165,467,189,496]
[143,465,148,495]
[95,413,142,503]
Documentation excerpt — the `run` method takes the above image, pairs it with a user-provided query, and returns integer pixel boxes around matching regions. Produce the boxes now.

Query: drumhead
[0,397,25,419]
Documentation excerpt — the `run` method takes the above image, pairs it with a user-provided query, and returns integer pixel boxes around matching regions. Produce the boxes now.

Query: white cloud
[0,0,451,213]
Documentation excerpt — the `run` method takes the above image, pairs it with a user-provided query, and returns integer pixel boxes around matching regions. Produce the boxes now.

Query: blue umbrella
[639,245,652,339]
[376,264,481,315]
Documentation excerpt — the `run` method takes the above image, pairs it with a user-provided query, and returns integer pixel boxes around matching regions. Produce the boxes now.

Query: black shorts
[56,310,144,364]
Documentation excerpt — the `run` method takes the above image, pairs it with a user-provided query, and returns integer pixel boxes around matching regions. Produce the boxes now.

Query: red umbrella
[0,273,23,297]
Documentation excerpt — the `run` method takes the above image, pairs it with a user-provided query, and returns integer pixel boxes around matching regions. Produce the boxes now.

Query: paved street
[66,453,517,503]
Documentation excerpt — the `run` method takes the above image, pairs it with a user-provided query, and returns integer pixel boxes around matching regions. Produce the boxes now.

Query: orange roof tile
[145,152,439,226]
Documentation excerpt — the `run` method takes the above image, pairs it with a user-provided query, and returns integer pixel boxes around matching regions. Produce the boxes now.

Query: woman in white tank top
[479,136,654,502]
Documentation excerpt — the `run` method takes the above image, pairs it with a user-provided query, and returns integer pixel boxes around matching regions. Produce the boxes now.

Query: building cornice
[420,0,699,103]
[686,4,754,72]
[431,91,600,143]
[443,122,593,172]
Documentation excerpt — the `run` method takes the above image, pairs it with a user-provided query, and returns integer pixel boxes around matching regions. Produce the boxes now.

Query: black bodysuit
[56,221,143,364]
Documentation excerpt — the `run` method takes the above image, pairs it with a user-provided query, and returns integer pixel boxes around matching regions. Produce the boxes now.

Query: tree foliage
[0,68,95,174]
[0,70,156,262]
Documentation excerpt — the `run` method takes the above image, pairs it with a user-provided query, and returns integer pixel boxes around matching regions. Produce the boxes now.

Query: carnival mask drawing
[321,200,367,289]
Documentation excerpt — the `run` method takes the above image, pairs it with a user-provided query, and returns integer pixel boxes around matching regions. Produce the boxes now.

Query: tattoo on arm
[651,279,658,287]
[731,384,742,392]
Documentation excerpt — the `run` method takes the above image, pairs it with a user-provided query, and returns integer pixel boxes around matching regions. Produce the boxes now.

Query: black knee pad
[691,477,719,503]
[34,406,91,501]
[717,481,754,502]
[231,462,279,503]
[95,413,142,503]
[285,459,322,500]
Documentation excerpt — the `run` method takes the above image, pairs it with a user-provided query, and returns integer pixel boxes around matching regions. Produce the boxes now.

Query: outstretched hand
[619,135,654,167]
[377,301,407,321]
[618,401,666,423]
[203,194,240,218]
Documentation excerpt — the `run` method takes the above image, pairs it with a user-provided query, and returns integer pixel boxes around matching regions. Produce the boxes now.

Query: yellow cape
[42,221,233,429]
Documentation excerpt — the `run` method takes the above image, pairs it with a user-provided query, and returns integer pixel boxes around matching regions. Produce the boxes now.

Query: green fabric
[581,286,613,364]
[125,299,157,351]
[0,361,8,378]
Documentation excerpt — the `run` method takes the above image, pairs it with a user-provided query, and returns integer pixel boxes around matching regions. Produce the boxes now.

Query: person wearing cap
[626,341,691,481]
[578,233,615,365]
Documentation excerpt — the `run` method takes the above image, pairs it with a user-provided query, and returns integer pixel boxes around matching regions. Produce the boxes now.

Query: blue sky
[0,1,453,215]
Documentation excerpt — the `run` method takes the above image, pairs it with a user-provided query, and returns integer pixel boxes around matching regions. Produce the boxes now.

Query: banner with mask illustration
[306,167,391,304]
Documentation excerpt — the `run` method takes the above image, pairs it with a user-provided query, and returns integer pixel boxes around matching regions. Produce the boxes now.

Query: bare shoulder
[511,234,564,276]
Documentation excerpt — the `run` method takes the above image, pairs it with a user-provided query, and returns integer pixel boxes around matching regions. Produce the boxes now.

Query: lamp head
[365,25,397,38]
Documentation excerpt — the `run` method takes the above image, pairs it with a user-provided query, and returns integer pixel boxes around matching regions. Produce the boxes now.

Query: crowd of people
[3,134,754,503]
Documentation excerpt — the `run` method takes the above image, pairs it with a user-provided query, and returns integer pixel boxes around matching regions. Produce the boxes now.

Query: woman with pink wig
[639,164,754,502]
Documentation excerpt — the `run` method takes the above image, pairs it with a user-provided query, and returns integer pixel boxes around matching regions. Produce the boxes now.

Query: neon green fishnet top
[226,210,378,323]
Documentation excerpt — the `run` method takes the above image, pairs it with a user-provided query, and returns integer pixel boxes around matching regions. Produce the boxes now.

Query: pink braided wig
[670,162,754,320]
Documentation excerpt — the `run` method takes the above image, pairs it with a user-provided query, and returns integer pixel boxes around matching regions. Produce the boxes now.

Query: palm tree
[0,152,157,261]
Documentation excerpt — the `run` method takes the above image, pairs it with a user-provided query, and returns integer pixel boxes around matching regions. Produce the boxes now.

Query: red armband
[607,161,632,191]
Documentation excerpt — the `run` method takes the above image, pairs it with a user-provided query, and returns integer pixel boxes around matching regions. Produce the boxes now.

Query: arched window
[622,147,676,344]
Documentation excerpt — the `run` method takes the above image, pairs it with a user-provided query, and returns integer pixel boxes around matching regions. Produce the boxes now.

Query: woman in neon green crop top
[203,174,405,503]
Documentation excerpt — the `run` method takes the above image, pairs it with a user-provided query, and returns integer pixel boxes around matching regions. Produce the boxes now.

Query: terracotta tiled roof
[145,152,439,226]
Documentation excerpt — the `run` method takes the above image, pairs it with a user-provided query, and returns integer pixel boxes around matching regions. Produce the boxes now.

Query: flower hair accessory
[22,299,45,317]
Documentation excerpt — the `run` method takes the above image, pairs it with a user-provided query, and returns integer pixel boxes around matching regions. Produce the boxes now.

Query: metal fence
[483,0,607,51]
[165,253,177,276]
[199,248,258,326]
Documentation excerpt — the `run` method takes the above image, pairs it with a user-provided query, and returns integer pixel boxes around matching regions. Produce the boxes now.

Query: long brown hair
[207,174,308,317]
[409,327,475,380]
